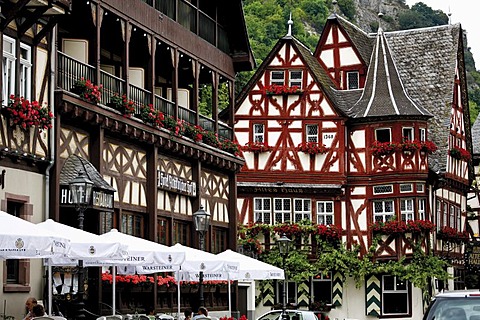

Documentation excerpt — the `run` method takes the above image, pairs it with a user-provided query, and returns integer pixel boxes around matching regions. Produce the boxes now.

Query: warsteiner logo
[200,262,206,270]
[168,254,172,263]
[89,246,96,255]
[15,238,24,249]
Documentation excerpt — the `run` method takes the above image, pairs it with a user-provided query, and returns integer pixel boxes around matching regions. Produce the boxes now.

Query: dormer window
[289,70,302,89]
[271,71,285,86]
[347,71,359,90]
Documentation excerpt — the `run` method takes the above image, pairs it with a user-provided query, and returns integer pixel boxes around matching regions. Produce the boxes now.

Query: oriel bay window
[294,199,311,222]
[373,200,394,222]
[317,201,334,225]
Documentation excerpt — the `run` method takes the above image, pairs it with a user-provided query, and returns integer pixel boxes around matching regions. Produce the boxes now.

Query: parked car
[423,290,480,320]
[256,310,323,320]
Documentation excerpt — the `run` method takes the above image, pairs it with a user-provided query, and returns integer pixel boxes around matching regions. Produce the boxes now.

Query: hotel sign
[157,171,197,197]
[465,242,480,272]
[59,185,114,210]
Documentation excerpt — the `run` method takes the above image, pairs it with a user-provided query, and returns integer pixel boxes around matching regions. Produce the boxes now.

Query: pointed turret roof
[348,27,431,118]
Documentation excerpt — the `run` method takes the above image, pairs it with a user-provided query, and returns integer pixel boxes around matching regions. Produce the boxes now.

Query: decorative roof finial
[377,12,384,33]
[287,12,293,36]
[448,7,452,25]
[332,0,338,14]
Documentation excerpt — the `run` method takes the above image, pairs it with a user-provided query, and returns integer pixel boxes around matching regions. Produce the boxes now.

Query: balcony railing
[57,51,233,143]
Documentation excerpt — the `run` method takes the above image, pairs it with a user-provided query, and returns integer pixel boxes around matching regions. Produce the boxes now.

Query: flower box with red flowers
[400,139,421,152]
[296,142,329,155]
[264,84,303,95]
[241,141,273,153]
[72,77,103,104]
[370,220,407,235]
[449,146,471,161]
[109,93,135,118]
[371,141,399,156]
[315,224,342,242]
[4,95,53,132]
[437,226,469,244]
[420,140,438,154]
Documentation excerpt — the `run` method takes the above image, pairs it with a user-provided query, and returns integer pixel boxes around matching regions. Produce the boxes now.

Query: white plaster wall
[271,45,287,66]
[339,47,361,66]
[321,50,334,68]
[0,168,46,320]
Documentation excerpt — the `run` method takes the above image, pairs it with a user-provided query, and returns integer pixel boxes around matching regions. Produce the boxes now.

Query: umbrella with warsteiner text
[0,211,70,259]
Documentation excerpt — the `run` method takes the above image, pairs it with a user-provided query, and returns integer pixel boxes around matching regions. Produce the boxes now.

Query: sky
[405,0,479,67]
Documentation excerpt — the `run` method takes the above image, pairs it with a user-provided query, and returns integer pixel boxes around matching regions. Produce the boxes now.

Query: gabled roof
[348,28,431,119]
[235,34,346,117]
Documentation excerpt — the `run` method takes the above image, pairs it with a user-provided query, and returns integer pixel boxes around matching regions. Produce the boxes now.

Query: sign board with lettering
[464,242,480,272]
[59,185,114,211]
[157,171,197,197]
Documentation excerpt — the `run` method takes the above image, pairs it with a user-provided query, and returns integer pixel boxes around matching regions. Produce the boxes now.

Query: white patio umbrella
[216,249,284,281]
[37,219,129,315]
[171,243,239,317]
[0,211,70,258]
[96,229,186,315]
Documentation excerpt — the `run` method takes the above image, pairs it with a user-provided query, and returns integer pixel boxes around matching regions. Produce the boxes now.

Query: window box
[371,141,398,156]
[449,146,471,161]
[264,84,303,95]
[3,95,53,132]
[241,141,273,153]
[297,142,328,155]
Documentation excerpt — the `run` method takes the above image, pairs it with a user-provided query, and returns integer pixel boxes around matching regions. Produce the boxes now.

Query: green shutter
[365,275,381,316]
[332,272,343,306]
[262,281,275,306]
[297,281,309,307]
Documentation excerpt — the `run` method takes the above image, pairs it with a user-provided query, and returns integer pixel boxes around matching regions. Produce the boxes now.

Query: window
[400,199,414,221]
[418,199,426,220]
[449,204,455,226]
[274,198,291,223]
[3,35,16,106]
[157,217,169,244]
[400,184,413,193]
[402,127,414,141]
[382,275,410,315]
[254,198,271,224]
[19,43,32,101]
[436,200,441,228]
[346,71,359,90]
[306,124,318,143]
[317,201,334,225]
[277,281,298,305]
[375,128,391,143]
[253,123,265,143]
[294,199,311,222]
[373,185,393,194]
[2,193,32,292]
[100,211,113,234]
[173,220,191,245]
[122,212,144,237]
[457,207,462,232]
[289,70,302,88]
[271,71,285,86]
[419,128,426,142]
[312,272,332,304]
[417,184,424,192]
[212,227,227,254]
[373,200,394,222]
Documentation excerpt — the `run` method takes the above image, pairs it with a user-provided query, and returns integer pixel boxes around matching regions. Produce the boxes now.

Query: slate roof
[59,154,116,192]
[334,15,463,174]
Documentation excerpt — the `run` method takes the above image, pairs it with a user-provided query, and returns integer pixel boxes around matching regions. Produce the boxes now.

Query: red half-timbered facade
[235,15,473,320]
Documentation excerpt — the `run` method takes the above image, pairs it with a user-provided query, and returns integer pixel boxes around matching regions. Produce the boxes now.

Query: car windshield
[424,297,480,320]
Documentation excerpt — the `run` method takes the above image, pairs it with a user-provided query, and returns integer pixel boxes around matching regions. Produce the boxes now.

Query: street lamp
[277,233,291,318]
[193,205,211,308]
[69,171,94,230]
[68,171,93,320]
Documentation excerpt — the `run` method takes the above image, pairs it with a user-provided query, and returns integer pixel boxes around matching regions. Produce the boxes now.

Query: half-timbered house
[235,14,472,320]
[0,1,71,318]
[1,0,254,318]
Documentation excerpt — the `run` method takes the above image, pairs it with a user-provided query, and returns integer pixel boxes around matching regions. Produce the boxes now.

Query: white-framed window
[402,127,414,141]
[3,35,16,106]
[346,71,359,90]
[317,201,334,225]
[277,281,298,306]
[254,198,271,224]
[271,70,285,86]
[253,123,265,143]
[449,204,455,226]
[400,199,414,221]
[19,43,32,101]
[312,272,333,304]
[306,124,318,143]
[399,184,413,193]
[289,70,302,88]
[456,206,461,231]
[418,198,426,220]
[373,200,394,222]
[375,128,391,143]
[419,128,426,142]
[436,200,441,228]
[442,203,447,227]
[294,198,311,222]
[416,184,424,192]
[373,185,393,195]
[382,275,410,315]
[274,198,291,223]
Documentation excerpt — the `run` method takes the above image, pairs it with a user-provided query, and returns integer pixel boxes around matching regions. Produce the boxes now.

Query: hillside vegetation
[241,0,480,123]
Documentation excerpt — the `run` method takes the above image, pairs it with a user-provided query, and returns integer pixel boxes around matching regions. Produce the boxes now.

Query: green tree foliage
[398,2,448,30]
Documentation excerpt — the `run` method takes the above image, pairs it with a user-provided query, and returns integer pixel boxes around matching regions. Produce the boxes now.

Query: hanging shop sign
[157,170,197,197]
[464,242,480,272]
[59,185,114,210]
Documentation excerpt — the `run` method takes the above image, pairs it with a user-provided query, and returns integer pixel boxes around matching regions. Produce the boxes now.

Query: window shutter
[365,274,381,316]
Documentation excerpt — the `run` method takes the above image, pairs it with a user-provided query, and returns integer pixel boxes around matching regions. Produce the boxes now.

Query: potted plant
[296,142,329,155]
[420,140,438,154]
[4,95,53,132]
[140,104,164,127]
[437,226,469,244]
[72,77,103,104]
[264,84,303,95]
[202,130,220,147]
[109,93,135,118]
[371,140,398,156]
[400,139,421,153]
[449,146,471,161]
[220,139,241,155]
[183,122,203,142]
[163,116,183,136]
